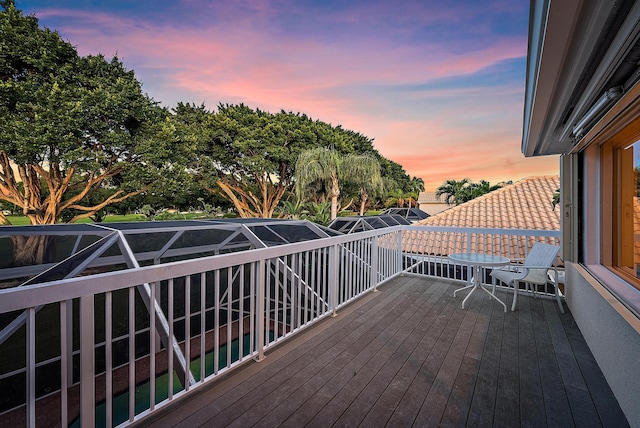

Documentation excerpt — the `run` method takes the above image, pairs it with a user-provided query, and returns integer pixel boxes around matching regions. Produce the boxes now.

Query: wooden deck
[134,275,629,427]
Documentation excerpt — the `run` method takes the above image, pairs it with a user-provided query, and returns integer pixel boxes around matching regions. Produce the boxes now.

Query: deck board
[517,295,547,428]
[134,275,629,428]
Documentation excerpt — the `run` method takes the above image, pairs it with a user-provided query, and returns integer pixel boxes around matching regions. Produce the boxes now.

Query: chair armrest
[493,263,524,272]
[520,265,555,269]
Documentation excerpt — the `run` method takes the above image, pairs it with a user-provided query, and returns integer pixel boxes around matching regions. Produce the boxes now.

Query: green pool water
[71,333,262,427]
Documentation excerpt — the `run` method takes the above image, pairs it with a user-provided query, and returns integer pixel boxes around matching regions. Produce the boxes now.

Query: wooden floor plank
[222,280,431,427]
[465,295,504,427]
[517,293,546,427]
[530,296,574,428]
[494,288,520,428]
[383,283,463,427]
[263,282,436,427]
[542,300,602,426]
[300,279,442,427]
[277,278,437,427]
[254,287,443,427]
[439,291,493,427]
[412,287,488,427]
[131,275,629,428]
[334,281,450,427]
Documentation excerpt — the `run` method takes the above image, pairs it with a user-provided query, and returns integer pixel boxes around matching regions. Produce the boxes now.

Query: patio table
[449,253,509,312]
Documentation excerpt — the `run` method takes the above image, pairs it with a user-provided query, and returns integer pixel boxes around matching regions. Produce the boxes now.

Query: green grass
[3,216,32,226]
[3,213,170,226]
[103,214,147,222]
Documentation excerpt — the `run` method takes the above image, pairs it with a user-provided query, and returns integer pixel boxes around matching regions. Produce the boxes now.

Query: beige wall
[565,263,640,426]
[418,202,449,216]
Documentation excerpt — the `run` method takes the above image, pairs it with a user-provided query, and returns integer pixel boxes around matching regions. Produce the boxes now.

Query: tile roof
[402,177,561,261]
[417,176,560,230]
[418,192,445,204]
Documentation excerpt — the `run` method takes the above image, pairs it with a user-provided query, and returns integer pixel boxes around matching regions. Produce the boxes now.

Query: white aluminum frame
[0,226,560,426]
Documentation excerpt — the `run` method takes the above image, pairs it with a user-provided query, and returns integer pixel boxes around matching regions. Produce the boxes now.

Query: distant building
[417,192,448,215]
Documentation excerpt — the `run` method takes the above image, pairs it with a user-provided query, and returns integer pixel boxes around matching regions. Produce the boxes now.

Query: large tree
[180,104,322,218]
[178,104,381,219]
[379,157,412,193]
[294,147,381,220]
[0,1,173,225]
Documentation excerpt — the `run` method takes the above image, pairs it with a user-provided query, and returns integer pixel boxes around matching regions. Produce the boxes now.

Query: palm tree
[469,180,502,199]
[294,147,382,220]
[281,195,305,219]
[436,178,507,206]
[354,162,383,216]
[551,188,560,210]
[402,176,424,209]
[385,188,407,208]
[408,176,425,194]
[305,201,331,225]
[436,178,472,205]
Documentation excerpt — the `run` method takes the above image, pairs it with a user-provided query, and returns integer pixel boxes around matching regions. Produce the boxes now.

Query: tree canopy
[172,103,395,218]
[0,1,176,224]
[0,1,418,224]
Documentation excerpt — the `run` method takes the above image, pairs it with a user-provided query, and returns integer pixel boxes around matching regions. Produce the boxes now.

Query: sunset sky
[19,0,559,191]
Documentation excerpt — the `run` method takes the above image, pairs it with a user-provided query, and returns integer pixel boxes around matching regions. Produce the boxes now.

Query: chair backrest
[523,243,560,284]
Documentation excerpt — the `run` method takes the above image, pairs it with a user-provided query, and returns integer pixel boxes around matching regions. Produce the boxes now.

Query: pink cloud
[29,3,551,191]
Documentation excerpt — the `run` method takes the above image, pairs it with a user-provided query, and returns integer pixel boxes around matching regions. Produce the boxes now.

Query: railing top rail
[403,225,561,237]
[0,225,560,313]
[0,227,402,312]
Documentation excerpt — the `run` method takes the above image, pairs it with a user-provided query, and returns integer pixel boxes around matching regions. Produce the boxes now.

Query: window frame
[600,119,640,289]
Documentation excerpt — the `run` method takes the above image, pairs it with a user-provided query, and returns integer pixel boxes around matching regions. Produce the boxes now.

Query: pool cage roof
[0,219,341,288]
[380,208,430,222]
[327,214,410,234]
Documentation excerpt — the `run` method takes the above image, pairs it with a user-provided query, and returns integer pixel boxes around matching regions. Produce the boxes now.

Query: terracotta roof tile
[417,176,560,230]
[402,177,561,260]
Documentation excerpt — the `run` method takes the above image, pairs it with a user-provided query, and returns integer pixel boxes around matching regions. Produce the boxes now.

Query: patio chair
[490,243,563,312]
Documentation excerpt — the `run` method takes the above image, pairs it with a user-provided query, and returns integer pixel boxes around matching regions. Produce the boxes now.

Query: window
[603,135,640,288]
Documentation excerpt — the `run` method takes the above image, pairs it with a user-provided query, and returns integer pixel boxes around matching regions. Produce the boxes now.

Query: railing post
[60,302,68,428]
[255,259,266,362]
[26,307,35,428]
[79,295,95,427]
[397,231,403,275]
[66,300,73,387]
[329,244,339,317]
[371,237,379,291]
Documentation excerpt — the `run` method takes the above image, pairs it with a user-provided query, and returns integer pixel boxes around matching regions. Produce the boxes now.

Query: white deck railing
[0,226,559,427]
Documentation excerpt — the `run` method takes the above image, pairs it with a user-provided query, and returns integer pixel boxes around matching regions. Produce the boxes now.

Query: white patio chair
[490,243,563,312]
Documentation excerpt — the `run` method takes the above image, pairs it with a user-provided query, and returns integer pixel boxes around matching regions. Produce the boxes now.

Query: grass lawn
[3,213,146,226]
[2,210,383,227]
[3,216,32,226]
[1,212,225,226]
[103,214,148,222]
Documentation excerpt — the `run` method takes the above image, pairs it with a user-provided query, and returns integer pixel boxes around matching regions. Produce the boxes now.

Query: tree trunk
[215,176,290,219]
[10,235,55,268]
[330,175,340,220]
[359,189,368,216]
